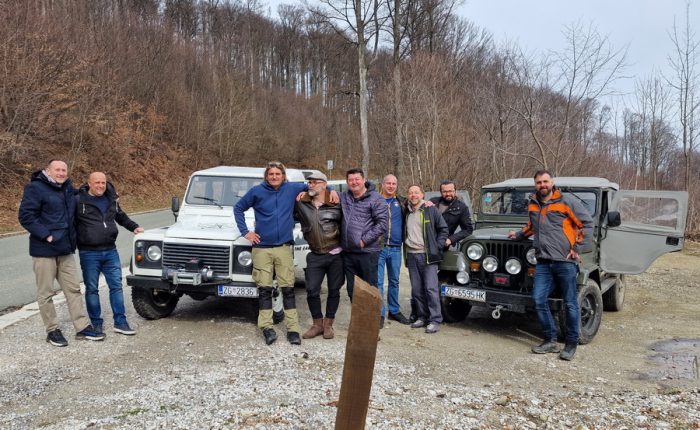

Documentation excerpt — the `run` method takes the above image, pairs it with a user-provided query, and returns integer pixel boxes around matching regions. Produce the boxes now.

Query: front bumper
[441,282,563,313]
[126,274,256,296]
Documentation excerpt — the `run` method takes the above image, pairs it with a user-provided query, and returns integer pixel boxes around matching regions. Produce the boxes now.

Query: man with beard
[508,170,593,361]
[294,172,343,340]
[429,180,474,248]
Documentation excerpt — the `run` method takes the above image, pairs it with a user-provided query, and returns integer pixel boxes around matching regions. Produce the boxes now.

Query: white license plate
[217,285,258,297]
[441,286,486,302]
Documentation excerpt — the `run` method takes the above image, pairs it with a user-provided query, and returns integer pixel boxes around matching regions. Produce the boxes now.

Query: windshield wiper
[192,196,223,209]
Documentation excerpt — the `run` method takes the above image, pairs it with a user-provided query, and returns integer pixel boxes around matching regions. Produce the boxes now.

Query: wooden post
[335,276,382,430]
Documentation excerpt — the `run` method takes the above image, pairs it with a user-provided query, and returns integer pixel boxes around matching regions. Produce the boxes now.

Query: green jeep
[438,177,688,344]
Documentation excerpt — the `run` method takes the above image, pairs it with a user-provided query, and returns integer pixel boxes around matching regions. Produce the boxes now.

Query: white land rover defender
[126,166,309,321]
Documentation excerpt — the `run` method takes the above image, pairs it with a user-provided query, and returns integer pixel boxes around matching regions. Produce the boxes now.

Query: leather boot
[323,318,335,339]
[303,319,324,339]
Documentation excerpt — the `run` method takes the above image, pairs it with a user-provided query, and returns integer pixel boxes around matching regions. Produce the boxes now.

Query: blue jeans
[79,248,127,327]
[532,260,580,344]
[377,246,402,317]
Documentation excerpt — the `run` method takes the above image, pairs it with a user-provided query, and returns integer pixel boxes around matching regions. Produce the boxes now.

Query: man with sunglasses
[294,172,343,340]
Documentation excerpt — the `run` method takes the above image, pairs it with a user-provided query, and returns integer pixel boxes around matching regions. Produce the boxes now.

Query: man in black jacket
[404,185,449,334]
[76,172,143,336]
[429,180,474,248]
[294,172,344,340]
[19,160,105,346]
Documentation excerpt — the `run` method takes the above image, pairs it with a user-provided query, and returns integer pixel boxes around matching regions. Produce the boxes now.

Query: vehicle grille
[162,243,231,275]
[485,242,529,269]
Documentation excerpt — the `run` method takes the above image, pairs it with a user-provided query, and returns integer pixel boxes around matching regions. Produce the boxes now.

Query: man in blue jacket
[76,172,144,336]
[18,160,105,346]
[234,162,318,346]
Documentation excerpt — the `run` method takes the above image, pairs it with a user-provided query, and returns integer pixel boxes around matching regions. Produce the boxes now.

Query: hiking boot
[46,329,68,347]
[303,319,324,339]
[410,319,426,329]
[389,312,410,325]
[287,331,301,345]
[322,318,335,339]
[379,316,385,329]
[263,328,277,345]
[559,342,577,361]
[531,341,560,354]
[76,325,106,341]
[114,323,136,336]
[425,322,440,334]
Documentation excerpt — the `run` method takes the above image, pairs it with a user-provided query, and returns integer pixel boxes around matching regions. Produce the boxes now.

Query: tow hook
[491,305,504,320]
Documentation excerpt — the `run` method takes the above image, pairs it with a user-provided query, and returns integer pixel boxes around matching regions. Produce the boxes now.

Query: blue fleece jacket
[234,181,307,247]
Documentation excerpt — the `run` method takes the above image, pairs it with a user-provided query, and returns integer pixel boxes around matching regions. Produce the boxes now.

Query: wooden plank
[335,276,383,430]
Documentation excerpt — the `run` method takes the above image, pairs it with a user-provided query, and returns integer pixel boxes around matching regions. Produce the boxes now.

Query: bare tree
[510,22,627,174]
[667,0,700,190]
[308,0,388,174]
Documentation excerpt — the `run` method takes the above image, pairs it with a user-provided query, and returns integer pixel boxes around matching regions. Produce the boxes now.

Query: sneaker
[379,316,385,329]
[46,329,68,347]
[559,343,577,361]
[263,328,277,345]
[410,319,426,329]
[114,323,136,336]
[287,331,301,345]
[531,340,561,354]
[93,324,104,335]
[389,312,411,325]
[425,322,440,334]
[75,325,106,341]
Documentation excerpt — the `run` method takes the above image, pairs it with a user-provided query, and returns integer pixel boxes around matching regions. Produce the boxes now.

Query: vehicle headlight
[526,248,537,265]
[146,245,162,261]
[505,258,522,275]
[467,243,484,260]
[237,250,253,267]
[483,256,498,273]
[455,271,470,285]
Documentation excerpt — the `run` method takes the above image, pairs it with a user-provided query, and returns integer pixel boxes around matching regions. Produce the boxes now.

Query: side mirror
[606,211,621,228]
[171,196,180,221]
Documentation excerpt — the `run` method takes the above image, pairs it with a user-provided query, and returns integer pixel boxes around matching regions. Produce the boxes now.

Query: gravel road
[1,248,699,429]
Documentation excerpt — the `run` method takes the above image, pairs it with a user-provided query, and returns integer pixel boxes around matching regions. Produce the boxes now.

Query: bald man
[76,172,144,336]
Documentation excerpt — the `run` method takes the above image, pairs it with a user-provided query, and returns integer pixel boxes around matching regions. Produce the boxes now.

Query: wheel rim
[580,293,597,329]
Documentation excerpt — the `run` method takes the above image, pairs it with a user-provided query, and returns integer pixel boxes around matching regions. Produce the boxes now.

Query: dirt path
[0,248,698,428]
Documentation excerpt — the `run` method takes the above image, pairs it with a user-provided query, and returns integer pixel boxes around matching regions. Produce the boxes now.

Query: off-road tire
[440,296,471,323]
[603,275,625,312]
[559,279,603,345]
[132,287,179,320]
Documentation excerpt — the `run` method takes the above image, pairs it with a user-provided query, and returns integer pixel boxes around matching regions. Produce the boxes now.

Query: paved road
[0,209,173,312]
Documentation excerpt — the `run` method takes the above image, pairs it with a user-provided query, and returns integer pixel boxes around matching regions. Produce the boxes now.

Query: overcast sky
[460,0,700,101]
[265,0,699,105]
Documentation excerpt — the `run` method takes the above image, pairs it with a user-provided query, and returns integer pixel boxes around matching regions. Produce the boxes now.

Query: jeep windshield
[185,175,262,207]
[481,189,597,216]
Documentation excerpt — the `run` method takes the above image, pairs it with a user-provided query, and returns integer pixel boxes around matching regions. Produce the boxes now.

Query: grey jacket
[339,189,388,253]
[515,189,593,262]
